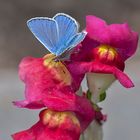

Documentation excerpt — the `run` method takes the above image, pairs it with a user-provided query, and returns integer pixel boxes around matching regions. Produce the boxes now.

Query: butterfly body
[27,13,87,60]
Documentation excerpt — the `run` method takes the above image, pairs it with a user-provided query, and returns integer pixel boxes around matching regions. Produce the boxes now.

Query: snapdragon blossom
[67,15,138,102]
[12,53,104,140]
[12,109,81,140]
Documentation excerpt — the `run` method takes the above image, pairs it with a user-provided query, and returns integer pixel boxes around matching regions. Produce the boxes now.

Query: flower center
[43,54,72,86]
[40,109,80,128]
[97,45,117,61]
[93,45,118,63]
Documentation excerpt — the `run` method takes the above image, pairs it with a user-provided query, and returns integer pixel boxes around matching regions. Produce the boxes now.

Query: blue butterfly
[27,13,87,60]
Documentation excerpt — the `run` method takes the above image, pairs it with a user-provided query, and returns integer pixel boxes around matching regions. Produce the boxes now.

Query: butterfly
[27,13,87,60]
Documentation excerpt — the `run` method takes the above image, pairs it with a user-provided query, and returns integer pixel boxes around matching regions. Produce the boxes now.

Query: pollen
[43,53,72,86]
[41,109,80,128]
[97,45,118,61]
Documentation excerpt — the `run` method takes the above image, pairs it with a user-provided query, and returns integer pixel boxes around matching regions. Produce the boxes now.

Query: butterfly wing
[53,13,79,55]
[27,17,59,54]
[56,31,87,60]
[66,31,87,49]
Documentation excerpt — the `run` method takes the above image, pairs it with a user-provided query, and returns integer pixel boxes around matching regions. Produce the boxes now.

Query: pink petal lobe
[67,61,134,88]
[86,15,111,44]
[86,15,139,60]
[15,54,74,107]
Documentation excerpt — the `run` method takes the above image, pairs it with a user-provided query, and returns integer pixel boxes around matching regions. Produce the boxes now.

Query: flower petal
[67,61,134,88]
[17,55,73,103]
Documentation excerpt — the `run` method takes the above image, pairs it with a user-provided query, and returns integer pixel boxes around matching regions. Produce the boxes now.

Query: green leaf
[99,91,106,102]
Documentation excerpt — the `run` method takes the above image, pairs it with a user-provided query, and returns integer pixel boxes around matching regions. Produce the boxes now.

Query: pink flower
[13,54,97,131]
[67,15,138,89]
[12,109,81,140]
[14,88,96,131]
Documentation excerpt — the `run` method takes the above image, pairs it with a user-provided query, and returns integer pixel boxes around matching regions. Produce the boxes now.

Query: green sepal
[92,103,101,112]
[99,91,106,102]
[87,89,92,100]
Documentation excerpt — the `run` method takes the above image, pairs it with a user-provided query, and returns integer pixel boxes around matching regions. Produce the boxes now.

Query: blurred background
[0,0,140,139]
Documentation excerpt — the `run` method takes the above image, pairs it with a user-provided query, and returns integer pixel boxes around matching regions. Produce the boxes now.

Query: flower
[85,15,138,102]
[12,109,81,140]
[66,15,138,102]
[13,54,97,131]
[14,87,96,131]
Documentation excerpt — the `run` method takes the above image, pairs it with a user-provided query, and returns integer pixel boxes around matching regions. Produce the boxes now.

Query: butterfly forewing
[27,18,59,54]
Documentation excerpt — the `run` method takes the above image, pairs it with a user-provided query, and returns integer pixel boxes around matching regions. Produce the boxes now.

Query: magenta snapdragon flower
[12,109,81,140]
[13,54,101,138]
[85,16,138,102]
[12,108,104,140]
[67,15,138,91]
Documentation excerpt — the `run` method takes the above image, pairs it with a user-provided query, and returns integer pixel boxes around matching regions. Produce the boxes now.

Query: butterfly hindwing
[56,31,87,60]
[27,17,59,54]
[66,31,87,49]
[54,13,79,55]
